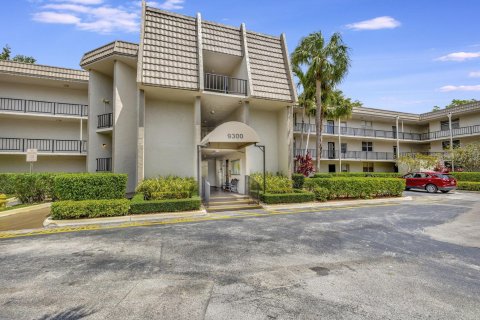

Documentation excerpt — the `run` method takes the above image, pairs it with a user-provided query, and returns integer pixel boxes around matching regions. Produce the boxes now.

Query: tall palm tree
[292,32,350,172]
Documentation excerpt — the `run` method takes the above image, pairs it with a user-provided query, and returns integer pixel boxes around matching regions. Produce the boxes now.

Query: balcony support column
[193,96,201,180]
[338,118,341,172]
[448,112,455,171]
[396,116,400,166]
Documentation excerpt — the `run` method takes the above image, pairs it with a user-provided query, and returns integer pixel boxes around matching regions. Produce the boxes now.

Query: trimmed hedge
[313,186,329,202]
[260,190,314,204]
[0,173,16,195]
[313,172,401,178]
[457,181,480,191]
[136,176,197,200]
[450,172,480,182]
[130,193,201,214]
[305,177,405,200]
[251,173,293,193]
[51,199,130,219]
[292,174,305,189]
[54,173,127,201]
[13,173,57,203]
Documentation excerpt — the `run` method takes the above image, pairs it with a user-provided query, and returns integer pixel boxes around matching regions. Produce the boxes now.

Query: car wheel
[426,184,438,193]
[405,188,410,191]
[441,190,450,193]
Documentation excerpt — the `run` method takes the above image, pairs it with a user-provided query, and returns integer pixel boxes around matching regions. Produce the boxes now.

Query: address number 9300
[227,133,244,139]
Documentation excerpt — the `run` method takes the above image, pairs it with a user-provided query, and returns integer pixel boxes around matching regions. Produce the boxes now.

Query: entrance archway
[197,121,265,202]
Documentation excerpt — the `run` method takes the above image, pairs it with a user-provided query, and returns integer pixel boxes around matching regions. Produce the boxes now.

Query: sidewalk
[0,203,51,232]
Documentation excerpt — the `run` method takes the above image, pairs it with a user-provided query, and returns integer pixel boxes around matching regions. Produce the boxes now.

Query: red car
[403,171,457,193]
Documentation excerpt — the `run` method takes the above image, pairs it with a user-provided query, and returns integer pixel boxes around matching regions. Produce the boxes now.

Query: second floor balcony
[0,137,87,154]
[293,123,480,141]
[0,97,88,117]
[97,113,113,129]
[294,149,396,161]
[96,157,112,172]
[204,73,247,96]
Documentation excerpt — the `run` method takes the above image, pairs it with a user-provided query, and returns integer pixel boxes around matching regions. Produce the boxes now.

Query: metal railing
[400,152,450,158]
[294,149,395,160]
[293,123,480,141]
[204,73,247,96]
[97,113,113,129]
[245,175,261,204]
[0,97,88,116]
[0,137,87,153]
[96,157,112,172]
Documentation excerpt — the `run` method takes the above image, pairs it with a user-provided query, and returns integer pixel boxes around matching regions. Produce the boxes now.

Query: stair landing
[206,192,262,212]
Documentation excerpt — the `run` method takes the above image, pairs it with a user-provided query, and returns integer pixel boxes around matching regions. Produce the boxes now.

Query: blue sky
[1,0,480,113]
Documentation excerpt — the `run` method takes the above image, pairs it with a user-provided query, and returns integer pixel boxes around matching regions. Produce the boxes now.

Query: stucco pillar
[137,89,145,184]
[193,96,201,179]
[240,101,250,125]
[286,105,294,177]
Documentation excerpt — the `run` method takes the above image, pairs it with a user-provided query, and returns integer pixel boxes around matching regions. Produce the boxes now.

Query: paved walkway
[0,206,50,232]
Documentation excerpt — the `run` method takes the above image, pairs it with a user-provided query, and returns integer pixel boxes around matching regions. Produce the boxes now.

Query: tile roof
[202,21,242,56]
[0,60,88,82]
[80,41,138,67]
[139,7,199,89]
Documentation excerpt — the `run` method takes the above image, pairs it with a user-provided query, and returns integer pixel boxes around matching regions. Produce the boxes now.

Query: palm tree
[292,32,350,172]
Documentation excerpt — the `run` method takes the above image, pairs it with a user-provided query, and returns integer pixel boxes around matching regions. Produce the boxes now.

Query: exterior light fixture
[210,110,215,115]
[102,144,107,148]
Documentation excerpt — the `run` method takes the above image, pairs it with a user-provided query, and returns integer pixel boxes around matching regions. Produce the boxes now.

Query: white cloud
[469,71,480,78]
[32,0,186,34]
[33,11,80,24]
[436,52,480,62]
[439,85,480,92]
[156,0,184,10]
[346,16,401,31]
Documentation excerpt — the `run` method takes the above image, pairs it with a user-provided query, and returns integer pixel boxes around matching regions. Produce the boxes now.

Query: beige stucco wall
[0,117,85,140]
[248,108,279,174]
[144,98,195,178]
[86,71,113,172]
[113,61,138,192]
[0,80,87,105]
[0,155,86,172]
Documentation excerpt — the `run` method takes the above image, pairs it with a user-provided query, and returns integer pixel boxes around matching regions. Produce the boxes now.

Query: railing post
[53,102,56,115]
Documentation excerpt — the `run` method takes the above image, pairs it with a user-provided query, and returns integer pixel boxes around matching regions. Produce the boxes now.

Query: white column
[194,96,201,179]
[338,118,341,172]
[448,112,455,171]
[80,118,83,141]
[396,116,400,160]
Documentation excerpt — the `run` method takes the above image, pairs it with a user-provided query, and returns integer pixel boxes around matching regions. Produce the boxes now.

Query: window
[362,141,373,152]
[361,120,373,127]
[442,140,460,150]
[231,159,240,175]
[341,163,350,172]
[341,143,347,154]
[363,162,374,172]
[440,118,459,131]
[340,121,347,134]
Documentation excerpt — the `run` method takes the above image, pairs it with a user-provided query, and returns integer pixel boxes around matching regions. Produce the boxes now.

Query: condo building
[1,3,479,194]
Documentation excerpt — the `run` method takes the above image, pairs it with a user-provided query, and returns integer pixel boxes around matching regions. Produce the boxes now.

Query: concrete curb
[43,209,209,227]
[0,203,51,218]
[262,196,413,210]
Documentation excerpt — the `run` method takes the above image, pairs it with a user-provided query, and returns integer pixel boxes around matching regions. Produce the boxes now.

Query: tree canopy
[432,99,478,111]
[0,45,36,64]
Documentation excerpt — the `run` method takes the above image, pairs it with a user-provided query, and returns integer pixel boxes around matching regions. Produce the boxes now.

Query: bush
[51,199,130,219]
[292,174,305,189]
[136,176,197,200]
[54,173,127,201]
[304,177,404,200]
[151,191,190,200]
[130,193,201,214]
[312,173,332,179]
[457,181,480,191]
[251,173,293,193]
[13,173,57,203]
[260,191,314,204]
[313,186,329,202]
[0,173,16,194]
[313,172,401,178]
[451,172,480,182]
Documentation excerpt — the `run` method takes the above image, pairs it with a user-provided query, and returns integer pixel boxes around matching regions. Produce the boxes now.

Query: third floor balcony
[0,97,88,117]
[204,73,247,96]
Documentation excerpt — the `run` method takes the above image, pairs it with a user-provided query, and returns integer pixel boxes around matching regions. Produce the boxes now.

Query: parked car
[403,171,457,193]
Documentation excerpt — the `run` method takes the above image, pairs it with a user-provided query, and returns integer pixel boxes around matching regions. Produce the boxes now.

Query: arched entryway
[197,121,265,209]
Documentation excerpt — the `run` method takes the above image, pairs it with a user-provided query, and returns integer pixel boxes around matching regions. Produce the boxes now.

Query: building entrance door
[328,142,335,159]
[328,164,336,173]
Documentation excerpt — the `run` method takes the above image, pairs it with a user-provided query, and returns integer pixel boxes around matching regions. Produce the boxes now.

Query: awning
[200,121,260,149]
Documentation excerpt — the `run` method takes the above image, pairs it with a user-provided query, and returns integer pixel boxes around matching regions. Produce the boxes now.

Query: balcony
[97,113,113,129]
[0,97,88,117]
[204,73,247,96]
[96,157,112,172]
[293,123,480,141]
[294,149,395,161]
[0,137,87,154]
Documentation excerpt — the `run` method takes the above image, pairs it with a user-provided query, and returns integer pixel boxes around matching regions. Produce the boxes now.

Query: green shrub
[260,191,314,204]
[54,173,127,201]
[51,199,131,219]
[0,173,16,194]
[13,173,57,203]
[130,193,201,214]
[304,177,404,200]
[251,172,293,193]
[151,191,190,200]
[457,181,480,191]
[292,174,305,189]
[313,172,400,178]
[136,176,197,200]
[313,186,329,202]
[451,172,480,182]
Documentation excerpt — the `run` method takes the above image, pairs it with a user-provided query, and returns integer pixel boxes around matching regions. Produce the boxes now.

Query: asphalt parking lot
[1,191,479,319]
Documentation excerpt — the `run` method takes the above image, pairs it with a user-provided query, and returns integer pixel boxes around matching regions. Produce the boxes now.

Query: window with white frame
[341,163,350,172]
[363,162,374,172]
[442,140,460,150]
[440,118,459,131]
[361,120,373,127]
[362,141,373,152]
